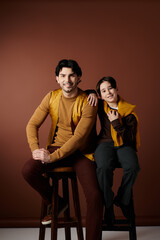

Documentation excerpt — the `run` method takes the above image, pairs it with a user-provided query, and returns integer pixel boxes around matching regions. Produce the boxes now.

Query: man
[22,59,103,240]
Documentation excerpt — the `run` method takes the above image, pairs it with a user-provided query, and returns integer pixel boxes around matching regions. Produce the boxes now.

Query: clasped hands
[32,148,51,164]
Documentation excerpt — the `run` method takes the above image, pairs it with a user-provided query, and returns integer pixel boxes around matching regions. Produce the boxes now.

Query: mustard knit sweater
[26,88,97,162]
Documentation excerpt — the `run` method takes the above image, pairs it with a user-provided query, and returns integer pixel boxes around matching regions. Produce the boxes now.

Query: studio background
[0,0,160,227]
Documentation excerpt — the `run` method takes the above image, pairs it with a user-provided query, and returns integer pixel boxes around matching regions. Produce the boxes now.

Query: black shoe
[104,205,115,226]
[114,197,130,221]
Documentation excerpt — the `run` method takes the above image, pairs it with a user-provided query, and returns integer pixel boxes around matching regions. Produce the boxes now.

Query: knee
[21,159,35,180]
[95,160,113,172]
[119,146,140,173]
[124,161,140,175]
[94,152,115,170]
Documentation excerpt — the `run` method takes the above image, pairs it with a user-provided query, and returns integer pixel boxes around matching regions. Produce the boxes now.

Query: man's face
[100,81,118,104]
[56,67,81,96]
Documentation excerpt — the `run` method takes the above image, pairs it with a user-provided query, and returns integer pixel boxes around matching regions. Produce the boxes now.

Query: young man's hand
[107,110,119,122]
[87,93,98,106]
[32,148,51,163]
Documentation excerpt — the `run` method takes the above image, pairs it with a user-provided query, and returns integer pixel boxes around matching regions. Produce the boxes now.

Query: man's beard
[63,84,77,93]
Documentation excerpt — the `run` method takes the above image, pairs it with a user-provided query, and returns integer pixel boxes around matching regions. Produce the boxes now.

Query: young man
[22,59,103,240]
[94,76,140,225]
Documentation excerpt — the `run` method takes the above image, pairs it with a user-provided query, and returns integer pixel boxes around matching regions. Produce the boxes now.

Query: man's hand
[32,148,51,163]
[87,93,98,106]
[107,110,119,122]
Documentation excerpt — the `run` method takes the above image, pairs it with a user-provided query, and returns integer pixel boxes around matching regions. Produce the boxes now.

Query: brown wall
[0,0,160,227]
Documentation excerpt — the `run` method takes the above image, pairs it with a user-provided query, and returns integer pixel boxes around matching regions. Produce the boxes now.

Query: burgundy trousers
[22,146,103,240]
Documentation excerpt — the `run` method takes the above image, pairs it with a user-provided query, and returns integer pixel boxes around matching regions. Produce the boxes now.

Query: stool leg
[99,231,102,240]
[130,226,137,240]
[62,177,71,240]
[51,176,59,240]
[129,198,137,240]
[71,174,84,240]
[39,199,47,240]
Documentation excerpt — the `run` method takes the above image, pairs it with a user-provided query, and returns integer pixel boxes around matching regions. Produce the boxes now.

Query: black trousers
[94,142,140,208]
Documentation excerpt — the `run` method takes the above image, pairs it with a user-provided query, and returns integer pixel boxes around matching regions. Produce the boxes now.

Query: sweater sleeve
[50,102,98,162]
[26,92,51,151]
[111,114,137,150]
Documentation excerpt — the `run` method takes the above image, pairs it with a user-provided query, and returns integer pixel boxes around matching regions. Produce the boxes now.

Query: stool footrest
[40,218,82,228]
[56,217,80,226]
[102,224,133,231]
[114,219,130,224]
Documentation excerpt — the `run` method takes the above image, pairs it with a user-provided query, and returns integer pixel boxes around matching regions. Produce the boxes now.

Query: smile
[64,83,73,87]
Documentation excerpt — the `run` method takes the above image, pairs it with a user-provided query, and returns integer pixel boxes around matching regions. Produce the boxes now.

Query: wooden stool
[100,161,137,240]
[39,167,84,240]
[101,193,137,240]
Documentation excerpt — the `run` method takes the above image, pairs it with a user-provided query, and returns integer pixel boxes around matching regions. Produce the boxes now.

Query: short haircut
[96,76,117,97]
[55,59,82,77]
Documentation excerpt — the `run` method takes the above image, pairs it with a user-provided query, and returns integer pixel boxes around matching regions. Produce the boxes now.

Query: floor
[0,227,160,240]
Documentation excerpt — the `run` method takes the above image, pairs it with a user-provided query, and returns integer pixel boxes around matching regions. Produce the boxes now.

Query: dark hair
[55,59,82,77]
[96,76,117,97]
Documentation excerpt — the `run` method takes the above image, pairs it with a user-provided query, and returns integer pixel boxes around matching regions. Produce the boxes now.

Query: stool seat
[39,167,84,240]
[48,167,74,173]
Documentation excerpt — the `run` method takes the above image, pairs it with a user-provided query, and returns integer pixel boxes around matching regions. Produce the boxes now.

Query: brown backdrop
[0,0,160,227]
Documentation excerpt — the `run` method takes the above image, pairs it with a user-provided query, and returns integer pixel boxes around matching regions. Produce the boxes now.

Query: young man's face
[100,81,118,104]
[56,67,81,97]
